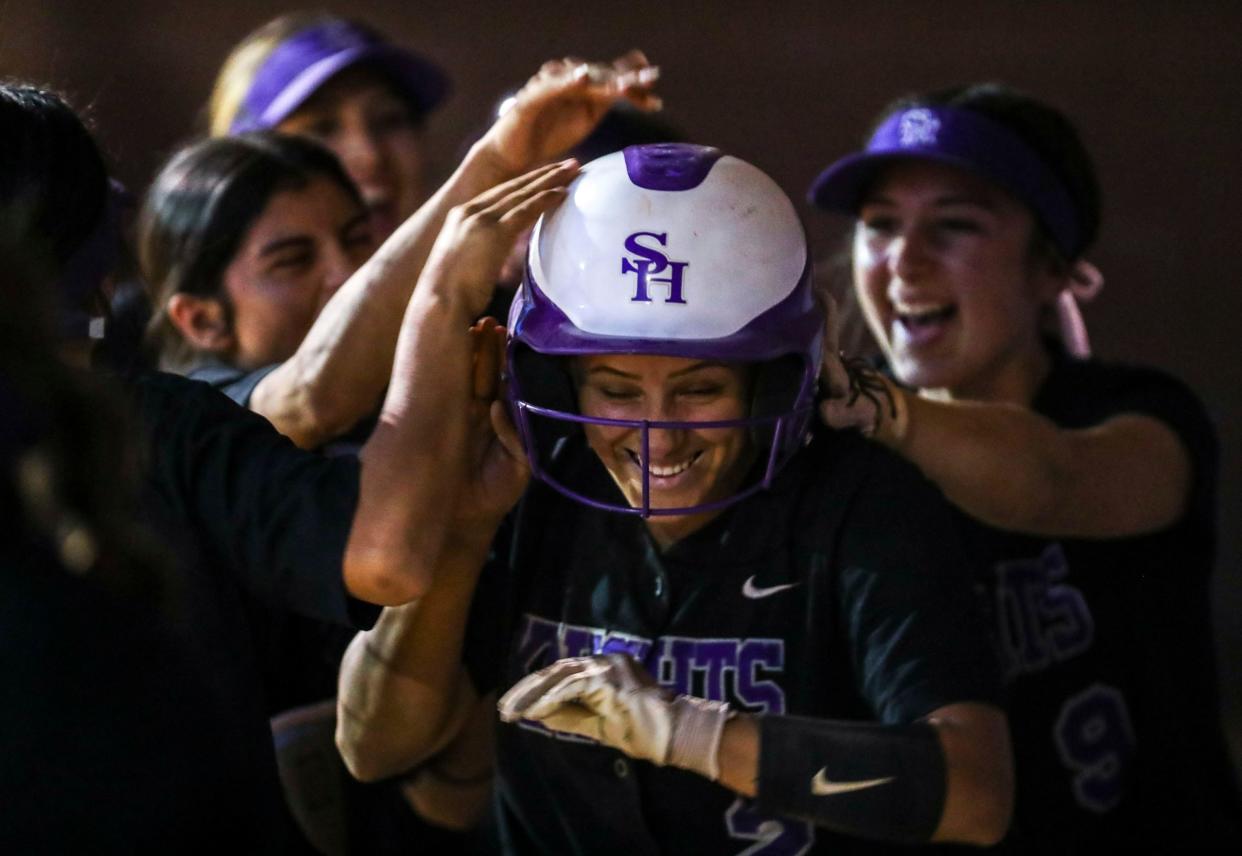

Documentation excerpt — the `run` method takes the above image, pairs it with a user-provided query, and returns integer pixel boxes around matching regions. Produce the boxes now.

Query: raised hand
[454,316,529,536]
[818,294,902,438]
[498,653,731,781]
[419,159,580,317]
[478,50,662,176]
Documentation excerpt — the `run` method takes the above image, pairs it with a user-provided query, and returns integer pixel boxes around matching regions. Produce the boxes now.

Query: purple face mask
[229,19,449,134]
[808,105,1084,259]
[508,374,814,519]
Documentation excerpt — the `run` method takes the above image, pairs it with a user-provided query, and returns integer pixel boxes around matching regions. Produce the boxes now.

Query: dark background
[7,1,1240,756]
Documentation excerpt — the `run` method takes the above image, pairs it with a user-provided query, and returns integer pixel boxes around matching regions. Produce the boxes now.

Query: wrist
[871,376,911,450]
[666,695,732,781]
[463,136,521,188]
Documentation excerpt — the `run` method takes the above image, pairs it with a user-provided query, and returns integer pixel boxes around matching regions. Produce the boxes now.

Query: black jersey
[467,426,1001,855]
[962,354,1242,850]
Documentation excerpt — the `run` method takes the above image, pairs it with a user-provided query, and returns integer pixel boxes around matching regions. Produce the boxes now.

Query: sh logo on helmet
[621,231,688,304]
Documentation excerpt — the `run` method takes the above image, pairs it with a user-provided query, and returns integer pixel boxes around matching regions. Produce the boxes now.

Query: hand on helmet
[498,653,731,781]
[421,159,579,317]
[818,294,903,440]
[479,50,662,176]
[453,316,529,536]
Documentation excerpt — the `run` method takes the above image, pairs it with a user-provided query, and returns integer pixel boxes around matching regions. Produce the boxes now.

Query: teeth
[894,301,951,316]
[650,458,693,477]
[627,449,700,477]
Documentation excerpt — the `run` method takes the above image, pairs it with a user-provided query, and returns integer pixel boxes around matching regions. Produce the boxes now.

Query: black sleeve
[133,371,378,629]
[835,449,1003,723]
[185,361,281,408]
[1044,360,1219,538]
[460,515,517,697]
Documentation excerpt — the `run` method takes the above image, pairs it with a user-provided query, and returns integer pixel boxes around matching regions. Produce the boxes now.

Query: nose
[643,398,687,461]
[321,244,358,301]
[336,126,385,185]
[888,229,933,282]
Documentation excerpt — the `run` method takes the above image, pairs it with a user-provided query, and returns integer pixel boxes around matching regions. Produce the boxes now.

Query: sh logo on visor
[622,231,688,304]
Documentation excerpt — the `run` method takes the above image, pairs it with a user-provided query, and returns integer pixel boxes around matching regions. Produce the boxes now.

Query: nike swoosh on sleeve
[810,768,895,796]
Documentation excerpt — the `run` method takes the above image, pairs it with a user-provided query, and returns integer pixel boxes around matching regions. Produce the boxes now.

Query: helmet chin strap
[1056,259,1104,358]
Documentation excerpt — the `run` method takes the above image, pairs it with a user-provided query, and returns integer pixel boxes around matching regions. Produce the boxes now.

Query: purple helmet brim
[230,21,449,134]
[808,105,1084,258]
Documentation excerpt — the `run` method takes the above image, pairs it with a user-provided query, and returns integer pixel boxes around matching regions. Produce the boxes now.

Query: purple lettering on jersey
[725,797,814,855]
[994,543,1094,676]
[1040,546,1094,660]
[694,640,740,702]
[516,614,560,673]
[621,231,689,304]
[515,614,656,672]
[736,639,787,714]
[661,638,697,696]
[595,630,653,663]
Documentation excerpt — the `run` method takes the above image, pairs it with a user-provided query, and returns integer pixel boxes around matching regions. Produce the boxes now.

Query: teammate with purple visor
[813,84,1242,849]
[338,142,1014,851]
[209,14,448,242]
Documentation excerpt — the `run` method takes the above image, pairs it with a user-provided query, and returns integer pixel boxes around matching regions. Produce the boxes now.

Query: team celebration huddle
[3,9,1239,855]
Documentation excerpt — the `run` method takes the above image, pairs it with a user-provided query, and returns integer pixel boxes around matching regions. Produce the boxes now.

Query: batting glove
[497,653,732,781]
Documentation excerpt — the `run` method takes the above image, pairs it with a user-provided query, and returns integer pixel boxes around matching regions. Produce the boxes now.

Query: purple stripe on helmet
[808,105,1084,258]
[230,20,448,134]
[511,256,822,365]
[623,143,723,191]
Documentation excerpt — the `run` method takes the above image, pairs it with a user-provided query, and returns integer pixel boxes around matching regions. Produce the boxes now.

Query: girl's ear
[166,293,234,355]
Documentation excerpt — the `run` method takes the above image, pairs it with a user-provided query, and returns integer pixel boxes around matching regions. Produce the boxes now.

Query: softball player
[338,144,1013,852]
[811,84,1242,849]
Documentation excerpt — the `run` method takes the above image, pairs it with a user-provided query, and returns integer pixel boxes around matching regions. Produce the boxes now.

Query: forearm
[252,143,515,448]
[749,705,1011,846]
[873,383,1189,537]
[337,535,493,780]
[342,280,479,603]
[399,694,497,830]
[873,385,1062,531]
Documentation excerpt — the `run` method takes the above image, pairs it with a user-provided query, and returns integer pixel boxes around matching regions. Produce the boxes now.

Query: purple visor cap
[230,20,449,134]
[808,105,1084,258]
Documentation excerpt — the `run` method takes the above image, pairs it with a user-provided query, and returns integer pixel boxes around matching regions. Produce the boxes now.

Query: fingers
[498,656,596,721]
[460,159,579,219]
[490,400,528,466]
[471,317,502,401]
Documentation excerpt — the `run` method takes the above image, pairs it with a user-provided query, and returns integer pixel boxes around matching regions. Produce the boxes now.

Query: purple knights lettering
[621,231,689,304]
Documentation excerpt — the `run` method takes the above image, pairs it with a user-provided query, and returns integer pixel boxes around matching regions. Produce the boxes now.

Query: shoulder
[1042,355,1217,488]
[184,360,282,408]
[784,426,970,575]
[1042,356,1214,443]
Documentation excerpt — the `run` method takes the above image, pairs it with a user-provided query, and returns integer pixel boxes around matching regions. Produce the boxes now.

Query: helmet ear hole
[751,355,805,420]
[510,347,580,458]
[750,355,812,470]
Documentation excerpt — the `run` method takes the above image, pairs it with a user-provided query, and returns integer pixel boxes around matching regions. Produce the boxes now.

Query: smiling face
[852,160,1062,404]
[221,175,374,369]
[278,66,428,243]
[575,354,756,547]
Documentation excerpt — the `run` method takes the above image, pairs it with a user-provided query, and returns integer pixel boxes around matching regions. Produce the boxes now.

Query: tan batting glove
[497,653,731,781]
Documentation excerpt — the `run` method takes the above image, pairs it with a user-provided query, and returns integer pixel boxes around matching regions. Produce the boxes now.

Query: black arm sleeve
[757,715,946,844]
[134,371,378,629]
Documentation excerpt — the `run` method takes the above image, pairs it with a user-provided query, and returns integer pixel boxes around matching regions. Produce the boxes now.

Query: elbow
[343,533,438,605]
[345,557,431,606]
[337,725,404,784]
[958,784,1013,847]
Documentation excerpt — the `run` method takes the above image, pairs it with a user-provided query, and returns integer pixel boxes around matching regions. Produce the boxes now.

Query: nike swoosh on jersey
[741,576,799,599]
[810,768,895,796]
